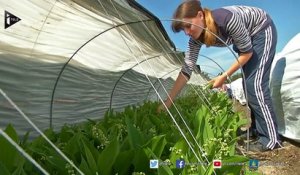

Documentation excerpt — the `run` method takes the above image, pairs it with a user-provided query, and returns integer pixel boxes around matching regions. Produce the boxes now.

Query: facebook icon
[176,159,185,169]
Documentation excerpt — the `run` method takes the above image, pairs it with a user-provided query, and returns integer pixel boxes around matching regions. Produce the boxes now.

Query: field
[0,89,299,174]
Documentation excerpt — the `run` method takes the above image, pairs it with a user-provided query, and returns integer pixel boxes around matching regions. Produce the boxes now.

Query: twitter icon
[150,159,159,169]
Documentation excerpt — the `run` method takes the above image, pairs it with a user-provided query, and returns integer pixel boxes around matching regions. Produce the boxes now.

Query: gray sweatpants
[242,21,281,149]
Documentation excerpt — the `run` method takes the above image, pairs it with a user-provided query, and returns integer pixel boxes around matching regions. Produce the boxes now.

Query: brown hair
[171,0,218,46]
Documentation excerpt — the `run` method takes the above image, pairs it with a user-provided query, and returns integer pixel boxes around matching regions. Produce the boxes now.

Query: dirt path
[233,100,300,175]
[240,140,300,175]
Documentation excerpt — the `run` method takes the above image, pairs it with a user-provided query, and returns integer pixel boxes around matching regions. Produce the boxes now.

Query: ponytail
[201,8,218,46]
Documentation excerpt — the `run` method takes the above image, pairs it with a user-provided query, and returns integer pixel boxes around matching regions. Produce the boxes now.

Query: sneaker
[248,142,282,152]
[248,142,269,152]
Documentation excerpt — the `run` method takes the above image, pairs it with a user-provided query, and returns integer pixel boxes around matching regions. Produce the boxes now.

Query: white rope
[127,17,213,167]
[0,128,49,175]
[0,89,84,175]
[100,0,205,169]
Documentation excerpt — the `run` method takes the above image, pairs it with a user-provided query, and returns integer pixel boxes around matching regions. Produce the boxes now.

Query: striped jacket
[182,6,272,77]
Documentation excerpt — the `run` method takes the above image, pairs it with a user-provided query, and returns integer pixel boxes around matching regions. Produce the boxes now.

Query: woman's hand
[209,73,227,88]
[157,100,172,113]
[208,52,252,89]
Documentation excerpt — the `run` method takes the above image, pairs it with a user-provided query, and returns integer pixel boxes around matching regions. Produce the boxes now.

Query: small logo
[4,11,21,29]
[150,159,159,169]
[249,159,259,170]
[176,159,185,169]
[213,160,222,169]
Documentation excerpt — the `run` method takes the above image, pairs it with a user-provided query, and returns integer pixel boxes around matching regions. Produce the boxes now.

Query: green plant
[0,89,249,175]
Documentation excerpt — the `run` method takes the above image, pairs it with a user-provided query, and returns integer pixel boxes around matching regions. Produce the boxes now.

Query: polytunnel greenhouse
[3,0,299,175]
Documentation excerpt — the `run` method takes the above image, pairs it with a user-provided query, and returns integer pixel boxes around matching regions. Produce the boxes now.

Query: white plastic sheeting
[226,78,247,105]
[0,0,207,82]
[270,33,300,142]
[223,33,300,142]
[1,0,177,76]
[0,0,207,134]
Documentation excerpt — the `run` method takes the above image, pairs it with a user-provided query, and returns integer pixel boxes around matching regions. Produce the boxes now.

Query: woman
[159,0,282,152]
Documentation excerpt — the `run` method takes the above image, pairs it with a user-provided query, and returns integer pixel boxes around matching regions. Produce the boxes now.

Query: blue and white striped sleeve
[226,13,253,53]
[181,38,201,78]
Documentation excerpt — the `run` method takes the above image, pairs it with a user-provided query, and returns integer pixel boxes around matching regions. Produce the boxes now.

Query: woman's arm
[157,38,201,112]
[211,51,252,88]
[164,72,189,108]
[157,72,189,112]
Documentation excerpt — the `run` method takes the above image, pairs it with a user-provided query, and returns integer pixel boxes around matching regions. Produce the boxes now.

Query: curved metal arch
[205,72,219,78]
[49,19,157,128]
[145,67,181,101]
[50,18,244,129]
[199,54,233,83]
[147,64,218,102]
[130,19,248,164]
[147,53,233,102]
[144,54,233,102]
[108,51,180,110]
[200,64,223,72]
[200,54,226,75]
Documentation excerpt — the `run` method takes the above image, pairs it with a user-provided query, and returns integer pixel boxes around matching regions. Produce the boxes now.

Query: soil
[232,100,300,175]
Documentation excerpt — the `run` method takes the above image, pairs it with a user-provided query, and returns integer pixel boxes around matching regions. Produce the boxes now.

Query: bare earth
[233,100,300,175]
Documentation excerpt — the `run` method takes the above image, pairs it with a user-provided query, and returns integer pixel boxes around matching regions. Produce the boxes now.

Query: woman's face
[182,11,205,40]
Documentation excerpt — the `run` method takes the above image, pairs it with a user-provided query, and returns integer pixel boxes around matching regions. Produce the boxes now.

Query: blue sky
[136,0,300,76]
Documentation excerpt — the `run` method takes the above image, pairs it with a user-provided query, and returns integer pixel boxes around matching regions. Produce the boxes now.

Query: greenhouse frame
[0,0,299,174]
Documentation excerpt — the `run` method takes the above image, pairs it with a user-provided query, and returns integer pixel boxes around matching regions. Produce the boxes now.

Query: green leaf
[64,133,82,162]
[0,124,22,172]
[144,135,167,158]
[113,150,134,175]
[144,147,173,175]
[131,148,148,172]
[157,161,173,175]
[148,114,162,127]
[0,161,10,175]
[4,124,19,142]
[58,125,74,143]
[220,114,228,127]
[203,116,214,141]
[125,115,144,149]
[218,155,249,174]
[169,139,188,167]
[227,139,238,156]
[97,138,120,175]
[82,140,97,173]
[204,162,214,175]
[20,131,30,147]
[79,155,93,175]
[195,106,207,143]
[44,147,68,173]
[43,128,57,142]
[11,159,26,175]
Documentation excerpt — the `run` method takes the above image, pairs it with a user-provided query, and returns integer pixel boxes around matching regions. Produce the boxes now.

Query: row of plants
[0,88,249,174]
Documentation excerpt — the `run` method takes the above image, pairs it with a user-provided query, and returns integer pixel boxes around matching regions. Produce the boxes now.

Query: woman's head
[172,0,204,40]
[171,0,218,46]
